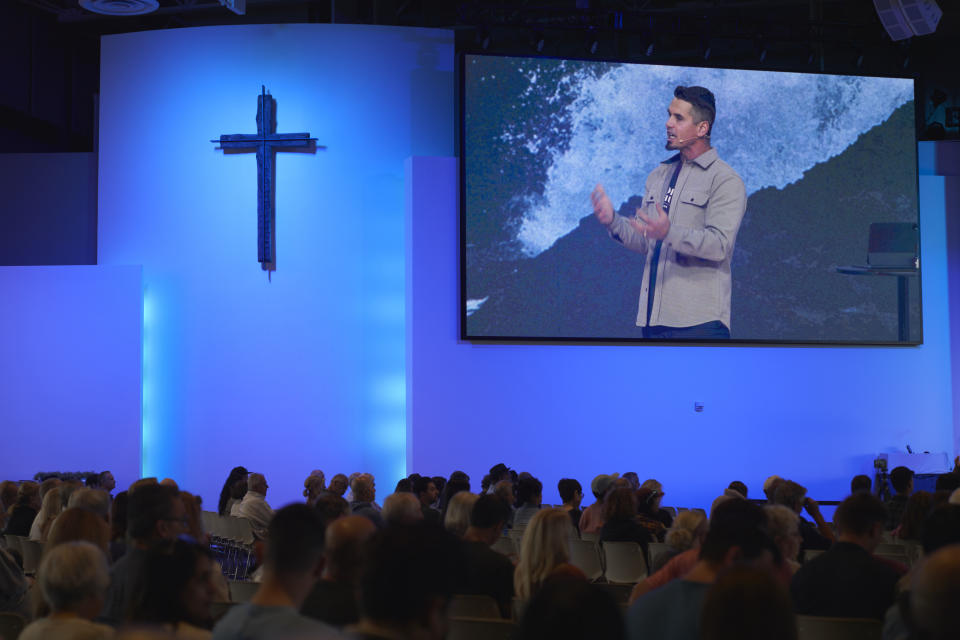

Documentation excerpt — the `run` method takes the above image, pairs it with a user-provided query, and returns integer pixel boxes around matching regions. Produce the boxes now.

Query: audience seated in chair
[128,539,218,638]
[350,521,462,640]
[601,487,652,553]
[413,476,441,525]
[303,470,326,508]
[885,466,914,530]
[29,486,61,542]
[516,508,585,603]
[557,478,583,536]
[381,492,422,528]
[653,509,707,573]
[455,494,515,618]
[350,474,383,529]
[101,483,186,625]
[764,505,802,577]
[904,541,960,640]
[443,491,478,538]
[513,476,544,532]
[700,566,797,640]
[212,504,339,640]
[218,466,248,517]
[2,482,40,537]
[790,492,901,620]
[771,480,834,555]
[20,541,113,640]
[301,514,376,628]
[230,473,273,540]
[626,499,779,640]
[518,574,625,640]
[580,474,618,536]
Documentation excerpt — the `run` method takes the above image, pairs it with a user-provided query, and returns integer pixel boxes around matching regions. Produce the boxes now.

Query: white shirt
[230,491,273,539]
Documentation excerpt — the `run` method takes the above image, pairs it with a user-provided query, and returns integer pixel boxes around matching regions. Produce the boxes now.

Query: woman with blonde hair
[29,486,62,542]
[443,491,479,538]
[515,508,585,601]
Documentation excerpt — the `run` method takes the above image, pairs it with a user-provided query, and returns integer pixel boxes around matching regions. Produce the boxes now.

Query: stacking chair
[568,538,603,582]
[602,541,648,584]
[647,542,674,574]
[447,616,517,640]
[3,535,22,557]
[449,594,501,619]
[228,579,260,603]
[796,615,882,640]
[580,531,599,543]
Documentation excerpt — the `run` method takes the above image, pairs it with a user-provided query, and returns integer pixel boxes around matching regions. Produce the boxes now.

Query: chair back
[647,542,674,573]
[0,612,26,640]
[449,594,501,618]
[3,536,22,556]
[580,531,599,543]
[796,615,882,640]
[602,541,648,584]
[802,549,826,563]
[228,580,260,603]
[568,538,603,581]
[447,616,517,640]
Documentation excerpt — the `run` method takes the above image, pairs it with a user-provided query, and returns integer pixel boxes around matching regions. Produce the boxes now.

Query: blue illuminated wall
[98,25,453,507]
[0,266,142,489]
[408,156,957,508]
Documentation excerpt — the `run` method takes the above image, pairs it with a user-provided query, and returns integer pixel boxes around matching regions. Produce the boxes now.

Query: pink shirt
[578,503,605,534]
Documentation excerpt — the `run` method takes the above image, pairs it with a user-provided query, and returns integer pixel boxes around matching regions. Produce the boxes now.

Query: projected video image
[462,54,920,343]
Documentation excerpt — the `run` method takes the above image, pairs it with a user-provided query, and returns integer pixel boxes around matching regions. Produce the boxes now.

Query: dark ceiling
[2,0,957,152]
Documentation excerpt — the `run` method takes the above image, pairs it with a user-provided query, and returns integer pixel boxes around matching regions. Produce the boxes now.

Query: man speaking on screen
[591,86,747,339]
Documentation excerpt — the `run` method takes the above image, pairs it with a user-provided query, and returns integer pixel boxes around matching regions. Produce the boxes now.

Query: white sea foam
[466,296,490,316]
[513,64,913,256]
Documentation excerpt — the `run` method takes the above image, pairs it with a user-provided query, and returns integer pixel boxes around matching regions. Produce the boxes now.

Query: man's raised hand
[632,202,670,241]
[591,184,614,226]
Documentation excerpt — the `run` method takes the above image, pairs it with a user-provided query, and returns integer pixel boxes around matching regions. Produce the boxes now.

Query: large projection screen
[461,54,920,344]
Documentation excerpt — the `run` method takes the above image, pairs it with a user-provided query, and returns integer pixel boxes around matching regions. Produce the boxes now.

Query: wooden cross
[212,86,319,269]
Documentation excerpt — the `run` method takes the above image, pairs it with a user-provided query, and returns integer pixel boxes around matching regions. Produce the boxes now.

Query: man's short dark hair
[851,475,872,494]
[728,481,748,498]
[835,492,887,537]
[700,499,777,565]
[674,85,716,136]
[267,504,325,574]
[412,476,435,498]
[558,479,582,503]
[890,466,915,494]
[127,484,179,541]
[470,494,510,529]
[394,478,413,493]
[359,522,462,625]
[516,476,543,506]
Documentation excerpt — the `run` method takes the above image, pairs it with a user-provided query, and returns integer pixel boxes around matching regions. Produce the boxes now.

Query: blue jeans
[641,321,730,340]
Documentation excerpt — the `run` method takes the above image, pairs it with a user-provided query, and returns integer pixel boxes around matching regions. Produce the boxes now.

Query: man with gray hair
[231,473,274,539]
[20,541,113,640]
[382,492,423,527]
[69,488,111,523]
